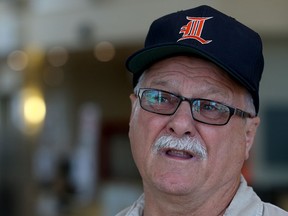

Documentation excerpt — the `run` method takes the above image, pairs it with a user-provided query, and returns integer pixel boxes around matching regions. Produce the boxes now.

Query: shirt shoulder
[115,206,132,216]
[263,203,288,216]
[225,176,288,216]
[115,194,145,216]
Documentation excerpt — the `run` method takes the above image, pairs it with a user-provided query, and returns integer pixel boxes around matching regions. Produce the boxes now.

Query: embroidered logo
[178,16,213,44]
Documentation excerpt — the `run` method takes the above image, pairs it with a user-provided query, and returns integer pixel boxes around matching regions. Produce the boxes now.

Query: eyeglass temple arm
[234,108,254,118]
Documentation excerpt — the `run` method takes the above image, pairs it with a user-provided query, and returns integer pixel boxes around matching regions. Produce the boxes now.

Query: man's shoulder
[226,176,288,215]
[263,202,288,216]
[115,194,145,216]
[115,206,131,216]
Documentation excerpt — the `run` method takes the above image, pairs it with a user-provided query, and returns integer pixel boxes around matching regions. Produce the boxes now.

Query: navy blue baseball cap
[126,5,264,114]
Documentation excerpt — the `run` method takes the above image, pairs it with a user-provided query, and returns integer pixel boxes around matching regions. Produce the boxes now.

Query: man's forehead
[142,57,247,99]
[147,75,232,95]
[144,56,237,85]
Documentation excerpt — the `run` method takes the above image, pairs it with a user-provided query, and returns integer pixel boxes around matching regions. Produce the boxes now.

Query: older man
[117,5,288,216]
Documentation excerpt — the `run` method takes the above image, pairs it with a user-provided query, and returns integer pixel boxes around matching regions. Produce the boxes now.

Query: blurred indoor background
[0,0,287,215]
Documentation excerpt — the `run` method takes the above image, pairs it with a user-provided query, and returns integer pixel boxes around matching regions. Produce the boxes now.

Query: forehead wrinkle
[149,78,180,90]
[142,56,245,103]
[145,70,235,100]
[195,80,233,102]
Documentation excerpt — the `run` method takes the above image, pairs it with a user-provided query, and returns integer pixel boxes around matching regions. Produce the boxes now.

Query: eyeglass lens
[139,88,233,125]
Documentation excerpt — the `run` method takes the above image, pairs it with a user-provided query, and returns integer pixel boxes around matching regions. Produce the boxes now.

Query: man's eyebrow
[150,79,167,86]
[150,79,230,100]
[195,84,229,97]
[150,80,180,89]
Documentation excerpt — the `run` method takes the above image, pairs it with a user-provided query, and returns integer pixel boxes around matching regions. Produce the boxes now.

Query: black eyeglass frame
[137,88,255,126]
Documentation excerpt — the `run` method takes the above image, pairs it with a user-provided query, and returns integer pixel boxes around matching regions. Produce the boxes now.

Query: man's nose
[166,101,197,137]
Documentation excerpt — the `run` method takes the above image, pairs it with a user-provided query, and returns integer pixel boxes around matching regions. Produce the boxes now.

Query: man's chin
[152,176,196,196]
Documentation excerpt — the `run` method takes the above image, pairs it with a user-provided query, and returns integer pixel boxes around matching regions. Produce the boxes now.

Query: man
[117,5,288,216]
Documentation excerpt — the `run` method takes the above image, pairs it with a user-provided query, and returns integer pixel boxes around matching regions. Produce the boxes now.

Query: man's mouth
[164,149,193,159]
[152,135,208,160]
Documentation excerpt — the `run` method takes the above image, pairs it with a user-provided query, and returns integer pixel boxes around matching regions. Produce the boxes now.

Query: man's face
[128,56,259,197]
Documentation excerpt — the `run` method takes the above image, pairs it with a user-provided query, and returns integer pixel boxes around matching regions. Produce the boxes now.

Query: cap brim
[126,43,254,91]
[127,44,209,74]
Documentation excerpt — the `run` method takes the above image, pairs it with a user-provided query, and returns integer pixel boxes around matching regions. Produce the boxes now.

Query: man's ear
[130,93,137,103]
[129,93,137,110]
[245,116,260,160]
[129,94,138,122]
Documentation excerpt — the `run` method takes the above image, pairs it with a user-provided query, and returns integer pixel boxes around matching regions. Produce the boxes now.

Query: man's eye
[201,101,228,114]
[202,103,217,111]
[148,95,169,104]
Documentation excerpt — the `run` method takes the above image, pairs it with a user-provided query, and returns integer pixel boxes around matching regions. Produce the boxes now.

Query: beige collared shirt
[116,176,288,216]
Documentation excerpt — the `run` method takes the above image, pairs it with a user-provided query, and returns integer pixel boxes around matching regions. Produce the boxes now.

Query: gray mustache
[153,135,207,160]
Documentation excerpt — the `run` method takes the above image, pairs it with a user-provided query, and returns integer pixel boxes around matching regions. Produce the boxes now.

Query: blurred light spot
[47,46,69,67]
[24,96,46,125]
[7,50,29,71]
[94,41,115,62]
[23,89,46,125]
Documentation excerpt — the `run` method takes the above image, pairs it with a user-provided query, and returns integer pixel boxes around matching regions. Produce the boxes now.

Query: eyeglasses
[137,88,254,126]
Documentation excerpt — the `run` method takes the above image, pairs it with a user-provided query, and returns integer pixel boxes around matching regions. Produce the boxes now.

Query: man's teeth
[166,149,193,159]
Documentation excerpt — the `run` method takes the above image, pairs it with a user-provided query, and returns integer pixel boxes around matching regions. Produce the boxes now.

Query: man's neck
[142,177,241,216]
